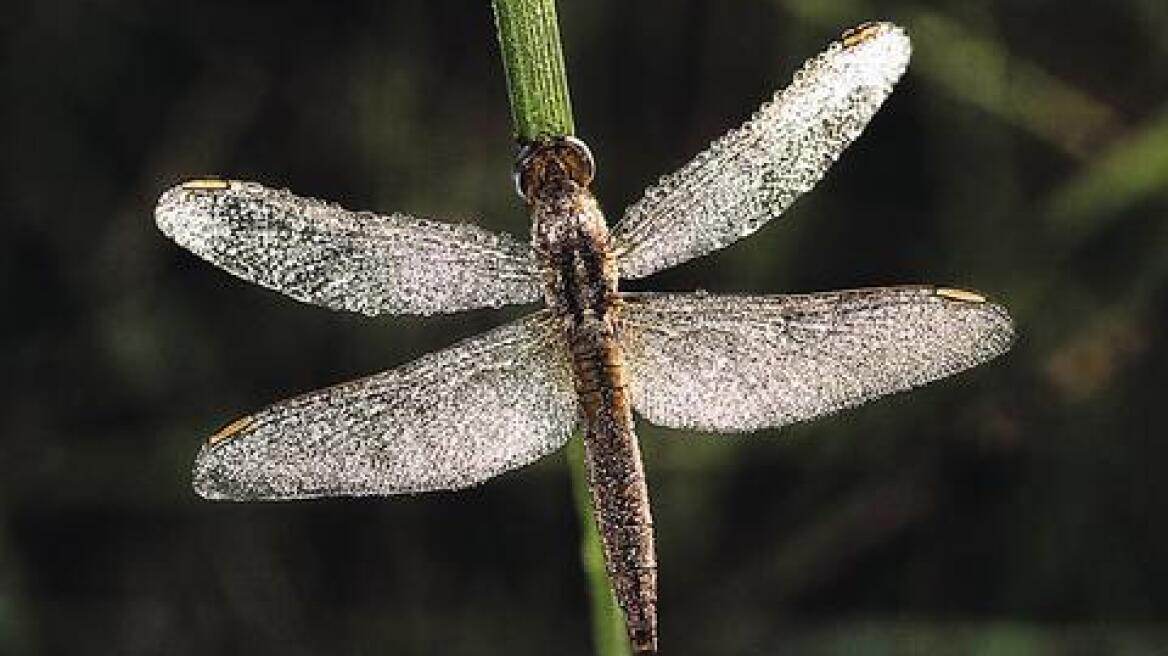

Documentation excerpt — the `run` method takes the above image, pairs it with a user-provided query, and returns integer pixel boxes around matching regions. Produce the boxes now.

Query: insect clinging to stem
[156,21,1014,654]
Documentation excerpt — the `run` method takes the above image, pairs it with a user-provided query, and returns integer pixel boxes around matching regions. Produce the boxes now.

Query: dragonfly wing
[193,310,579,499]
[611,23,911,278]
[156,180,543,315]
[619,287,1013,433]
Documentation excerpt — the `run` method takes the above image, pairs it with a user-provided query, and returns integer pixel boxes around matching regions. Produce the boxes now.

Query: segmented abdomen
[570,311,658,654]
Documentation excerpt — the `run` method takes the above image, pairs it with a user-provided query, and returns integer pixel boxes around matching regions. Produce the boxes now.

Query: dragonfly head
[513,136,595,204]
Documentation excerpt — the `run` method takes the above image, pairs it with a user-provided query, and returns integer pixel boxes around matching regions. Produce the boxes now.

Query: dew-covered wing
[193,310,579,499]
[619,287,1013,433]
[156,179,543,316]
[611,22,911,279]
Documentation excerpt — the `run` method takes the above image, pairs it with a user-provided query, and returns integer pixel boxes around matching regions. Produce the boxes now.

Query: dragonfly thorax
[520,140,619,329]
[531,183,618,328]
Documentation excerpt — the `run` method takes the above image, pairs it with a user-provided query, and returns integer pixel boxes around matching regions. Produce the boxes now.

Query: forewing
[611,23,911,278]
[620,287,1013,433]
[194,310,579,499]
[156,180,543,315]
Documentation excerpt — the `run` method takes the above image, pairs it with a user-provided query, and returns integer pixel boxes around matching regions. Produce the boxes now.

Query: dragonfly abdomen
[570,319,659,654]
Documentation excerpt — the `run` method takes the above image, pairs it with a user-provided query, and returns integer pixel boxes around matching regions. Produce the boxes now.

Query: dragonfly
[156,22,1013,655]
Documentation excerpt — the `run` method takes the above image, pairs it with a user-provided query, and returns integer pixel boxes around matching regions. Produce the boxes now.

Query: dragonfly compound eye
[558,135,596,185]
[512,136,596,202]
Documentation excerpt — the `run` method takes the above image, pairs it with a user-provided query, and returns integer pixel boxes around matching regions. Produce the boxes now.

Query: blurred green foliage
[2,1,1166,655]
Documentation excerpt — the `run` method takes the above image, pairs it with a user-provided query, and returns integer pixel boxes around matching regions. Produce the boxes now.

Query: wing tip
[836,21,912,74]
[841,21,906,43]
[154,178,234,239]
[156,177,233,208]
[189,415,257,500]
[191,448,233,501]
[932,286,1017,359]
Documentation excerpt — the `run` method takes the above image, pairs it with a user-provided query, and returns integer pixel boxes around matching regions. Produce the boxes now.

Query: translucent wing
[611,22,911,278]
[193,310,579,499]
[619,287,1013,433]
[156,180,543,316]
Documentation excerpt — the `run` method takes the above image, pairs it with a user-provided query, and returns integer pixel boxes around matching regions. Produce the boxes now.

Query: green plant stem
[491,2,628,654]
[491,0,576,140]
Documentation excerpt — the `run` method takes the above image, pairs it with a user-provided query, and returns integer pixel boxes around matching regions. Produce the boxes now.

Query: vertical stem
[492,0,576,140]
[491,3,628,653]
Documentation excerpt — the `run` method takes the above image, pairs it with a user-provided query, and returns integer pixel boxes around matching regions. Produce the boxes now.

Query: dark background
[3,1,1166,654]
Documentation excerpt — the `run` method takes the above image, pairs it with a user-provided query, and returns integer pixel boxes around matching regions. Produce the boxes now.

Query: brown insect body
[524,143,658,653]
